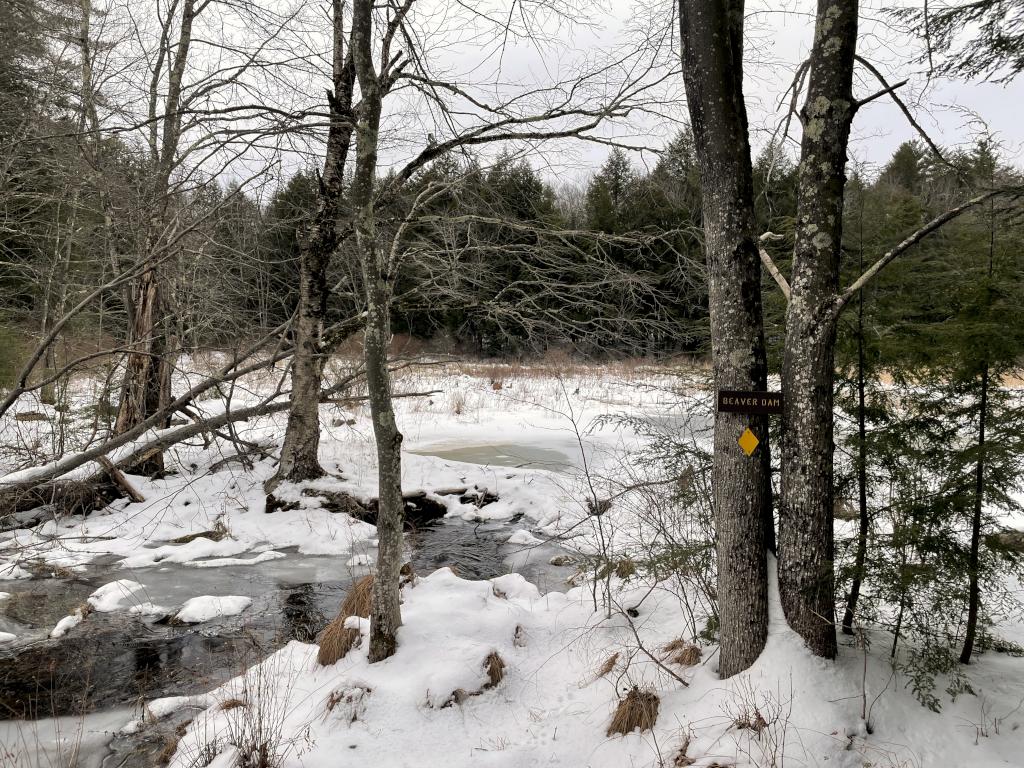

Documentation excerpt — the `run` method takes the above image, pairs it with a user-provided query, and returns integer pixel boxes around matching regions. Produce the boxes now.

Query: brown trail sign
[717,390,783,415]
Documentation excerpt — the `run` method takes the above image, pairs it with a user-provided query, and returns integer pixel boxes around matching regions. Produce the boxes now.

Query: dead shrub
[662,638,702,667]
[219,698,246,711]
[483,652,505,688]
[673,733,695,766]
[607,686,660,736]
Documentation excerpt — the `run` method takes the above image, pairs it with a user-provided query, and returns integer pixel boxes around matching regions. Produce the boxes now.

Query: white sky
[426,0,1024,181]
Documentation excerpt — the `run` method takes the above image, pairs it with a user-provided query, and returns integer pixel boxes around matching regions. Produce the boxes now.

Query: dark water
[0,518,569,723]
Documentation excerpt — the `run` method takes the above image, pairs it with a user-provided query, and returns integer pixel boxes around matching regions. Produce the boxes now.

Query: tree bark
[960,360,988,663]
[961,197,995,665]
[842,199,868,636]
[779,0,859,660]
[266,0,356,492]
[351,0,405,663]
[678,0,771,678]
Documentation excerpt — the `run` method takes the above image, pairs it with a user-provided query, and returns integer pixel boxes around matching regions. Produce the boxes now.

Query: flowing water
[0,442,577,766]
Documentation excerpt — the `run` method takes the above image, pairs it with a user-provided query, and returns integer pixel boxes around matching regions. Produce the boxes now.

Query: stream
[0,443,577,767]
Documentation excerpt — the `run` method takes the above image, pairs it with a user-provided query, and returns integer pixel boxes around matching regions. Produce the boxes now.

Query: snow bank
[160,562,1024,768]
[173,595,252,624]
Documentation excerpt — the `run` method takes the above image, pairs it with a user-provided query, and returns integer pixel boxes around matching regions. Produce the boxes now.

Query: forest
[1,0,1024,766]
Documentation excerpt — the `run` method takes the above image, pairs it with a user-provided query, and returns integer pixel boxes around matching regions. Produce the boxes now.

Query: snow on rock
[173,595,252,624]
[0,632,15,644]
[506,528,542,546]
[129,602,171,617]
[50,610,85,638]
[0,562,31,580]
[88,579,148,612]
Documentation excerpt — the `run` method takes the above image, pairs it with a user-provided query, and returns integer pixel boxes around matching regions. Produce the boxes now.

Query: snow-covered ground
[1,358,1023,767]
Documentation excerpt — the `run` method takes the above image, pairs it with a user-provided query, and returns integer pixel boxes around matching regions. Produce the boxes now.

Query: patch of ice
[346,553,372,567]
[173,595,251,623]
[0,631,15,644]
[0,591,10,600]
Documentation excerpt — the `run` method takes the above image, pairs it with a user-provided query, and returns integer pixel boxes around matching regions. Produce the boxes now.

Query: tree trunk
[351,0,404,663]
[961,197,995,665]
[842,205,869,636]
[779,0,859,660]
[960,361,988,663]
[678,0,770,678]
[114,252,173,475]
[266,0,355,493]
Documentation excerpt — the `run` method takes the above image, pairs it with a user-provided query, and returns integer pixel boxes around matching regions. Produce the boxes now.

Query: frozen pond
[409,441,577,473]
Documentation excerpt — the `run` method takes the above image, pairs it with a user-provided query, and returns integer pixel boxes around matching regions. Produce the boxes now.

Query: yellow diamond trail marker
[738,427,759,456]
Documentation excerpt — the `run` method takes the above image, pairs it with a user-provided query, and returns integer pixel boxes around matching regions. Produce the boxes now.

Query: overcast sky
[416,0,1024,182]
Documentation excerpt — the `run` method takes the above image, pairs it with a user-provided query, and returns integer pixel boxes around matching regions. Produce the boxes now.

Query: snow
[3,360,1024,767]
[0,562,31,580]
[87,579,148,612]
[0,631,15,643]
[173,595,252,624]
[156,561,1024,768]
[0,591,10,600]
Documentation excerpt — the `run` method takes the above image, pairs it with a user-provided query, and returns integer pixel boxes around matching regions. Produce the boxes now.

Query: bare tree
[266,0,357,494]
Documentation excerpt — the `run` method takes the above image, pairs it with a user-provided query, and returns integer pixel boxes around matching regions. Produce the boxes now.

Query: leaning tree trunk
[266,0,355,493]
[679,0,771,678]
[351,0,404,663]
[779,0,859,660]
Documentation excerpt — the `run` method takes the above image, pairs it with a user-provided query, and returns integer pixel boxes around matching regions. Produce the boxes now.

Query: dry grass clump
[219,698,247,711]
[483,652,505,688]
[317,621,361,666]
[662,638,702,667]
[595,651,620,679]
[317,575,374,666]
[441,652,508,708]
[607,686,660,736]
[339,574,374,618]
